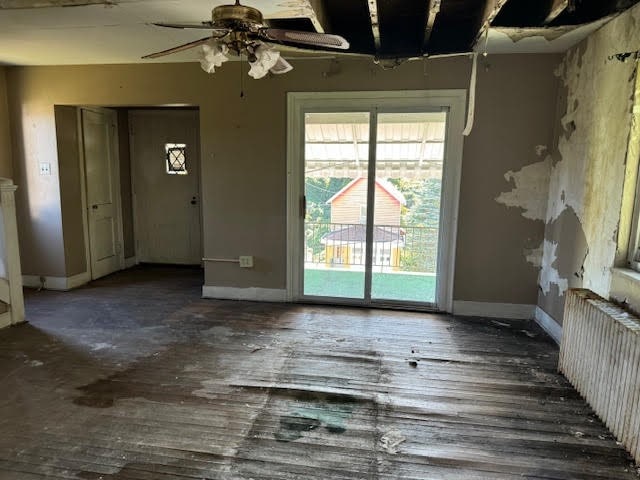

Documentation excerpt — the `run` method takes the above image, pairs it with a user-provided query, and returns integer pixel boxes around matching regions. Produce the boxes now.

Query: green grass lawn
[304,268,436,303]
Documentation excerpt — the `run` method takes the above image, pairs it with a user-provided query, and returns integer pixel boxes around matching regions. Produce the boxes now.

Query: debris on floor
[380,429,406,454]
[408,361,418,368]
[520,330,537,338]
[26,359,43,367]
[491,320,511,328]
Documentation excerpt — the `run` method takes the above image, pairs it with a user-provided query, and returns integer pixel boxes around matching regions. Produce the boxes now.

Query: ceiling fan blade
[270,56,293,75]
[142,36,213,59]
[259,28,349,50]
[152,21,228,34]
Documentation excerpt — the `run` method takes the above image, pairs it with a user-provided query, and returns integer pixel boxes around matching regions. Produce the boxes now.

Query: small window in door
[165,143,187,175]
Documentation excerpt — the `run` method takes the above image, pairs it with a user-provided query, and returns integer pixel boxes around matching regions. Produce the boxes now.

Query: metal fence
[304,222,439,273]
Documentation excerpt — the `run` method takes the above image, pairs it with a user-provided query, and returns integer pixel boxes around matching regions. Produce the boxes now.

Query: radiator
[559,288,640,463]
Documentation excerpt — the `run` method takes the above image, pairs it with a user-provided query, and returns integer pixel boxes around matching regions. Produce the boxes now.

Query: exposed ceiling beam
[423,0,441,53]
[307,0,328,33]
[543,0,569,25]
[475,0,510,44]
[366,0,381,53]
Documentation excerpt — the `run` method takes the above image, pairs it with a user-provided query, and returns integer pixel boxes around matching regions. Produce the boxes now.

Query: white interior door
[129,109,202,265]
[81,108,123,280]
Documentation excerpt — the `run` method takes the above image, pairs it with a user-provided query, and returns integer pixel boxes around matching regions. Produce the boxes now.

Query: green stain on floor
[274,403,355,442]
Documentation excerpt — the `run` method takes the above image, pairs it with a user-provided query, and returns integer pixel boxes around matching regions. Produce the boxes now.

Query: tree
[403,178,442,228]
[388,177,442,273]
[304,177,351,222]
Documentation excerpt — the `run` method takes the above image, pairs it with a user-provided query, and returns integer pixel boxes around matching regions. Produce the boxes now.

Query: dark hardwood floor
[0,266,637,479]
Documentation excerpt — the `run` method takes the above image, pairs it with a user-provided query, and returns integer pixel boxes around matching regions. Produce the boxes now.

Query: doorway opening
[128,109,203,265]
[287,92,465,311]
[55,105,203,287]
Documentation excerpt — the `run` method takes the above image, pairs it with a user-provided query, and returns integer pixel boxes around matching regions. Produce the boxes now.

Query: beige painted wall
[117,109,135,260]
[8,70,66,277]
[55,105,87,277]
[538,3,640,324]
[458,54,560,303]
[0,67,12,179]
[7,54,559,304]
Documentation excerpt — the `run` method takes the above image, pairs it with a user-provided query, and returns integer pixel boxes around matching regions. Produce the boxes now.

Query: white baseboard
[67,271,91,289]
[0,311,11,329]
[124,256,138,269]
[535,306,562,345]
[22,271,91,291]
[452,301,535,319]
[202,286,287,302]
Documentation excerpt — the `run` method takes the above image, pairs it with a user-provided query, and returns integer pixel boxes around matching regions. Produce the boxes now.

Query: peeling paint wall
[495,152,551,221]
[538,2,640,324]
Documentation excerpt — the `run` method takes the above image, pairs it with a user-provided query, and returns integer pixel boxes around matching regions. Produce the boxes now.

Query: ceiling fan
[143,1,350,79]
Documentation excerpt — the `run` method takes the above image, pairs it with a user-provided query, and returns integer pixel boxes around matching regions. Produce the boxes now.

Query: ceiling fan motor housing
[212,4,264,29]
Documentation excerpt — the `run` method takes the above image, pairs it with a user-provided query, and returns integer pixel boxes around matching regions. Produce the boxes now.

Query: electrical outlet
[239,256,254,268]
[39,163,51,176]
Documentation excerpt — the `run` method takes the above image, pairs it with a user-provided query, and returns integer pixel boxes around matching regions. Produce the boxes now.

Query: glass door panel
[371,112,447,303]
[303,112,370,299]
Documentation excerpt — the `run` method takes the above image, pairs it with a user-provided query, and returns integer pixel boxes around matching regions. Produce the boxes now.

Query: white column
[0,178,25,325]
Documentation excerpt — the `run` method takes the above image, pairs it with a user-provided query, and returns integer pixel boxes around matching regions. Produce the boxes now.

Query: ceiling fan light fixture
[269,56,294,75]
[148,2,347,78]
[248,43,281,79]
[200,39,229,73]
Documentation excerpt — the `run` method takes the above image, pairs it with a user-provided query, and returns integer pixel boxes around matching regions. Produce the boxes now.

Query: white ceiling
[0,0,323,65]
[0,1,613,66]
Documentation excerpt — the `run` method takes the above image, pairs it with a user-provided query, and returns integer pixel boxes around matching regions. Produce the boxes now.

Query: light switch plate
[239,256,254,268]
[39,163,51,176]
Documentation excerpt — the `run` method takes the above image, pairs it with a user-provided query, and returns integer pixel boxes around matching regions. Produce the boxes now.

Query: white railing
[0,178,24,328]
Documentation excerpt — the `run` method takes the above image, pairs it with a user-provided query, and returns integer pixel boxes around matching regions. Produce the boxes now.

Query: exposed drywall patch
[539,206,589,320]
[495,156,551,221]
[499,25,582,43]
[525,242,544,268]
[539,240,568,295]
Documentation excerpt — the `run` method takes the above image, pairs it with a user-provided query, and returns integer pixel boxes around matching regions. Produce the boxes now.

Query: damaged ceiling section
[303,0,640,58]
[304,0,640,58]
[1,0,639,62]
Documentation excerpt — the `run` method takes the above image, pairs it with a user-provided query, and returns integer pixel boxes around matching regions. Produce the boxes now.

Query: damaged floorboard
[0,266,637,479]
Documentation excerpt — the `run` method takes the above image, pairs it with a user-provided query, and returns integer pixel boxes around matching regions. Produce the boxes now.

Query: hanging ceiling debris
[318,0,640,58]
[0,0,638,65]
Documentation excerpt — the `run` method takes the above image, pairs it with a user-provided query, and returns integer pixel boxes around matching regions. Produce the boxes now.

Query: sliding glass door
[303,112,371,300]
[288,91,464,311]
[371,112,446,303]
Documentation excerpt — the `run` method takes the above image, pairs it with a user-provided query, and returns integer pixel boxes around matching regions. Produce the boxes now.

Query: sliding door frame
[286,90,466,312]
